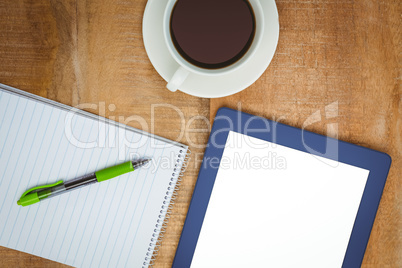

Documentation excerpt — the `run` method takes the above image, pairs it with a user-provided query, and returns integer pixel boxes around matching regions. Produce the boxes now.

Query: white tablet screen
[191,131,369,268]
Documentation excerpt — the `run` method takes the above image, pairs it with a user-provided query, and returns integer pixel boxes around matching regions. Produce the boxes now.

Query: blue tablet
[173,108,391,268]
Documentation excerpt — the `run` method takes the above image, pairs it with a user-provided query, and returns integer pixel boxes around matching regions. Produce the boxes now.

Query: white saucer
[142,0,279,98]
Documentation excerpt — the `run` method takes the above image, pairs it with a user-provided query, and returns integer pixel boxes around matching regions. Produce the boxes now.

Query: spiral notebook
[0,83,189,267]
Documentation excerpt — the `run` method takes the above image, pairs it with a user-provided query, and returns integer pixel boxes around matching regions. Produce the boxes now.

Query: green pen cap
[17,192,39,206]
[17,180,64,207]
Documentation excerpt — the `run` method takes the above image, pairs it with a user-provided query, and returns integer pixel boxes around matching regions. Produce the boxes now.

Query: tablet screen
[191,131,369,268]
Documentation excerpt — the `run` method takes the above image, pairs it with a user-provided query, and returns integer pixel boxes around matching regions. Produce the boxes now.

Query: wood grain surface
[0,0,400,267]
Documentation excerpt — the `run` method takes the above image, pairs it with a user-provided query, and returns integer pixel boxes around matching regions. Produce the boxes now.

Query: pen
[17,159,151,207]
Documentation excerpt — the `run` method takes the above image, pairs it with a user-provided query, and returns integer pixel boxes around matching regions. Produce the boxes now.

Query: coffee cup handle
[166,66,190,92]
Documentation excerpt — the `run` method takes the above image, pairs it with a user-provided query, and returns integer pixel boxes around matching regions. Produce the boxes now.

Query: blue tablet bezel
[173,107,391,268]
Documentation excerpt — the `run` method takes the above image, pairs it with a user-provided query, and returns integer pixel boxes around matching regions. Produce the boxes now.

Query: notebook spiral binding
[142,148,191,268]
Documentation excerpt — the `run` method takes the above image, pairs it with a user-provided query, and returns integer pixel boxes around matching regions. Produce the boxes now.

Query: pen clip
[20,180,64,198]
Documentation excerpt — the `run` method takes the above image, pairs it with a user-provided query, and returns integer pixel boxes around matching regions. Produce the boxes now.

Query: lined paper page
[0,88,186,267]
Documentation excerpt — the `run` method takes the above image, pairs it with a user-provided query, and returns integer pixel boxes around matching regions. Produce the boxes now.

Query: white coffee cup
[163,0,265,92]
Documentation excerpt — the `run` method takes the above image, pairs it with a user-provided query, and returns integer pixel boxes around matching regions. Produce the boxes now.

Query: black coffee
[170,0,255,69]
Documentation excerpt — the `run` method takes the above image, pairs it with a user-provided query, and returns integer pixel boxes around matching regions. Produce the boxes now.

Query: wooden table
[0,0,400,267]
